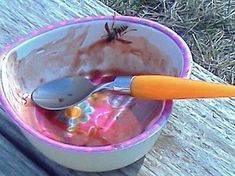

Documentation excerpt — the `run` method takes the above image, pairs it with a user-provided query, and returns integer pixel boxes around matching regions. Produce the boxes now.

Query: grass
[100,0,235,84]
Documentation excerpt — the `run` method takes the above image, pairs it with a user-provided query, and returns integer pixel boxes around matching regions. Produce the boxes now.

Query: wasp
[104,14,137,44]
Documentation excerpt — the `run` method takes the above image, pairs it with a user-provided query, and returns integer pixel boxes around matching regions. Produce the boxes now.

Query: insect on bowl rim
[0,15,192,153]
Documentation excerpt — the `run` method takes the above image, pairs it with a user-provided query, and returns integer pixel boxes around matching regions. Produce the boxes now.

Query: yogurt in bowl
[0,15,192,172]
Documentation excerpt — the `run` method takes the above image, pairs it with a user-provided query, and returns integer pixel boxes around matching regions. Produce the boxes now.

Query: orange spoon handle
[130,75,235,100]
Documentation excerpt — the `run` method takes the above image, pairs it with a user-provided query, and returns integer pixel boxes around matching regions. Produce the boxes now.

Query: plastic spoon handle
[130,75,235,100]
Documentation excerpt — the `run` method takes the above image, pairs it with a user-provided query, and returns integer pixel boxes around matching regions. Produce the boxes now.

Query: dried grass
[100,0,235,84]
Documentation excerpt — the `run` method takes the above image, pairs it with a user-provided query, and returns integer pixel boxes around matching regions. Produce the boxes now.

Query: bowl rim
[0,15,192,153]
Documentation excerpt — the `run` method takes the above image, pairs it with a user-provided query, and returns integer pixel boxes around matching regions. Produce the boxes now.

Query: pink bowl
[0,15,192,171]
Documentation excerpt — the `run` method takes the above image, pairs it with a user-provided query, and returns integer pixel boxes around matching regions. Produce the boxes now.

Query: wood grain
[0,0,114,47]
[148,64,235,176]
[0,0,234,176]
[0,109,100,176]
[0,132,48,176]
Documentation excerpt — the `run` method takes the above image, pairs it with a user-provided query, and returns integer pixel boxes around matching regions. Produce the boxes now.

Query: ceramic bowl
[0,15,192,172]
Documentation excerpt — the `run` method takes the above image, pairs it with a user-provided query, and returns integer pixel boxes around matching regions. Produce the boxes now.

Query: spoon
[32,75,235,110]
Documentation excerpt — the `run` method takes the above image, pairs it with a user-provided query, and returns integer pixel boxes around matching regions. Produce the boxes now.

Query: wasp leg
[116,38,132,44]
[111,12,117,30]
[110,22,115,31]
[120,28,137,37]
[101,34,108,38]
[105,22,110,33]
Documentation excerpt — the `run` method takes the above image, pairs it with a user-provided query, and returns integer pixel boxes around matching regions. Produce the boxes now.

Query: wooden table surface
[0,0,234,175]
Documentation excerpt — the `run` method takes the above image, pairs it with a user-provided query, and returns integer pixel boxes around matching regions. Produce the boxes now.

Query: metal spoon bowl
[31,76,127,110]
[32,76,99,110]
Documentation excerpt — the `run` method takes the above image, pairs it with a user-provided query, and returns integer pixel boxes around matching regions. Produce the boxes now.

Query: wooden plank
[0,109,100,176]
[0,109,158,176]
[142,64,235,176]
[0,133,48,176]
[0,0,114,47]
[0,0,234,176]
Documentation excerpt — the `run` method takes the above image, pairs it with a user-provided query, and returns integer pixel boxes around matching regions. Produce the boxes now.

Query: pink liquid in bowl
[32,77,165,147]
